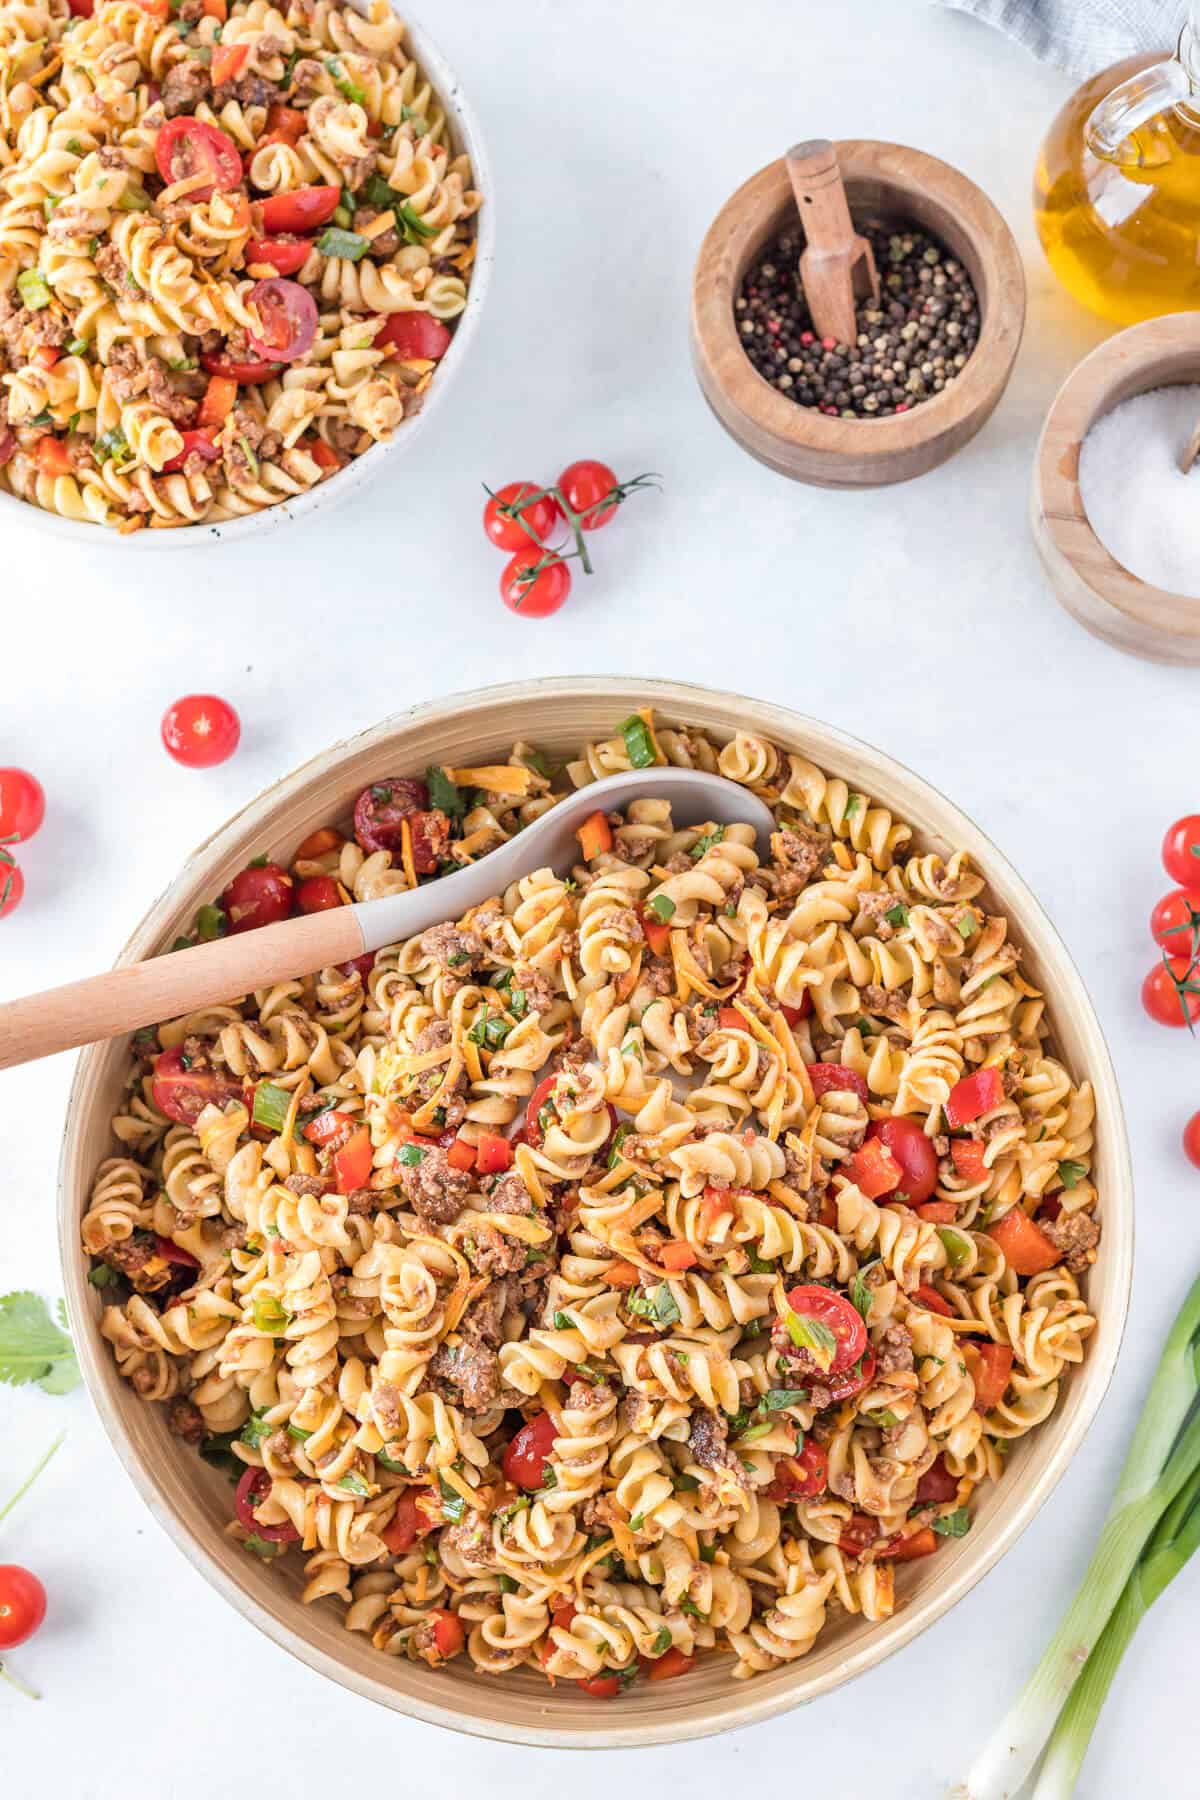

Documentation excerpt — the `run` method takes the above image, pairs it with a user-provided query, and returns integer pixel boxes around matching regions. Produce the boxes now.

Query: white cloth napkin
[936,0,1189,75]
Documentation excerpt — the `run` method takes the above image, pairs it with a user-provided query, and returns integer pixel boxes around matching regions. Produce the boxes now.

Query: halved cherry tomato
[540,1601,577,1667]
[500,545,572,618]
[196,375,239,430]
[0,863,23,920]
[950,1138,988,1181]
[0,1566,47,1649]
[32,344,60,370]
[265,103,306,142]
[838,1513,878,1558]
[295,875,344,913]
[717,1006,746,1033]
[945,1068,1003,1127]
[1163,815,1200,887]
[161,429,220,474]
[333,1125,372,1194]
[0,769,45,842]
[865,1116,938,1203]
[445,1137,477,1173]
[235,1467,300,1542]
[428,1607,464,1658]
[644,1648,693,1681]
[353,777,429,853]
[211,40,249,84]
[764,1439,828,1502]
[221,863,293,933]
[161,693,240,767]
[1151,888,1200,953]
[247,277,317,363]
[579,1674,622,1698]
[964,1340,1014,1414]
[1142,959,1200,1028]
[914,1201,958,1223]
[575,810,612,859]
[1038,1194,1064,1222]
[154,1235,200,1268]
[200,353,284,385]
[308,435,344,472]
[381,1487,437,1553]
[342,951,375,983]
[483,479,560,553]
[302,1109,355,1147]
[294,826,342,860]
[34,436,71,476]
[779,1284,867,1374]
[558,458,619,530]
[476,1132,513,1175]
[877,1527,938,1562]
[639,902,671,956]
[826,1348,876,1403]
[698,1185,737,1232]
[375,310,453,361]
[502,1411,558,1491]
[913,1283,954,1317]
[986,1206,1059,1276]
[155,116,242,200]
[261,184,340,233]
[659,1240,698,1272]
[915,1455,958,1504]
[151,1046,243,1125]
[806,1062,869,1102]
[845,1137,903,1200]
[524,1074,559,1149]
[245,236,311,276]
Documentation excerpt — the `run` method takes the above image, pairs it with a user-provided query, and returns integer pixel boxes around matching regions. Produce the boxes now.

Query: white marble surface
[2,1,1195,1794]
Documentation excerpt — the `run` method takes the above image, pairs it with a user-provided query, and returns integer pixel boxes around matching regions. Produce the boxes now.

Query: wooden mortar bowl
[1032,313,1200,664]
[691,141,1026,489]
[59,677,1130,1745]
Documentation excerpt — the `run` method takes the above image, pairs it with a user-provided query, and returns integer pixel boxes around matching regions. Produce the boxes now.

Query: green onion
[626,1282,680,1327]
[647,894,675,924]
[325,56,366,105]
[316,226,369,262]
[65,336,88,356]
[647,1625,672,1656]
[252,1295,291,1334]
[252,1082,292,1134]
[361,171,400,210]
[736,1421,772,1443]
[397,201,438,244]
[620,714,656,769]
[958,913,979,940]
[496,1572,518,1593]
[117,186,151,212]
[552,1311,574,1330]
[88,1263,118,1288]
[286,1423,312,1443]
[689,826,725,859]
[240,1410,273,1450]
[339,1469,370,1497]
[375,1450,406,1472]
[17,268,51,310]
[698,1540,717,1562]
[607,1122,633,1168]
[242,1533,280,1558]
[333,204,353,228]
[964,1272,1200,1799]
[937,1225,971,1269]
[94,425,130,465]
[66,136,84,155]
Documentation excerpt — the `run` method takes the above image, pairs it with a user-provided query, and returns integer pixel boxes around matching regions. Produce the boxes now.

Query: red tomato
[265,103,306,142]
[845,1137,903,1200]
[429,1607,464,1659]
[353,777,429,853]
[376,311,453,360]
[524,1074,559,1148]
[200,352,284,384]
[381,1488,436,1553]
[877,1527,938,1563]
[0,768,45,841]
[221,863,293,933]
[1184,1111,1200,1170]
[210,39,249,84]
[1151,888,1200,953]
[639,903,671,956]
[949,1138,988,1181]
[779,1284,867,1374]
[914,1201,958,1223]
[31,344,60,370]
[161,429,221,474]
[445,1136,477,1172]
[161,694,241,768]
[155,116,242,200]
[780,992,812,1026]
[67,0,93,13]
[915,1455,958,1504]
[965,1341,1014,1414]
[0,860,23,920]
[247,277,318,363]
[865,1116,938,1203]
[234,1467,300,1543]
[1037,1194,1063,1223]
[483,481,562,553]
[579,1674,622,1697]
[698,1185,737,1231]
[261,185,340,233]
[151,1047,243,1125]
[659,1240,698,1272]
[0,1566,46,1649]
[806,1062,869,1102]
[302,1108,355,1146]
[826,1348,876,1403]
[500,546,572,618]
[944,1068,1003,1127]
[986,1208,1060,1277]
[245,236,311,276]
[1142,960,1200,1028]
[1163,816,1200,887]
[295,875,344,913]
[34,435,71,476]
[196,375,238,431]
[540,1601,577,1666]
[408,810,446,875]
[558,458,619,529]
[308,436,344,472]
[153,1235,200,1268]
[334,1125,373,1194]
[838,1513,879,1558]
[476,1132,513,1175]
[764,1439,828,1502]
[645,1648,693,1682]
[502,1411,558,1491]
[342,951,376,982]
[914,1283,954,1317]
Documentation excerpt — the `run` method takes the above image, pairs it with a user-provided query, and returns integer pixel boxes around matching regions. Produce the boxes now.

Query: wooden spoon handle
[0,907,366,1072]
[786,139,857,254]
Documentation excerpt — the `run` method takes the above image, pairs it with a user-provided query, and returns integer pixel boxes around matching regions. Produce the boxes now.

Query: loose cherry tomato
[381,1487,437,1553]
[245,236,311,276]
[375,311,453,360]
[234,1467,300,1542]
[342,951,376,983]
[1151,888,1200,953]
[428,1607,464,1658]
[500,546,572,618]
[1184,1111,1200,1169]
[644,1648,693,1681]
[764,1439,828,1501]
[915,1455,958,1504]
[558,458,619,529]
[155,116,242,200]
[221,863,293,933]
[0,860,24,920]
[483,481,562,553]
[247,277,318,363]
[353,777,429,853]
[151,1047,243,1125]
[806,1062,869,1102]
[333,1124,373,1194]
[1142,960,1200,1028]
[1163,816,1200,887]
[0,768,45,841]
[502,1410,558,1490]
[261,185,340,233]
[161,694,241,768]
[265,103,306,142]
[865,1116,938,1203]
[0,1566,47,1649]
[295,875,344,913]
[200,352,284,384]
[579,1674,622,1698]
[779,1284,867,1374]
[944,1068,1004,1127]
[161,429,221,474]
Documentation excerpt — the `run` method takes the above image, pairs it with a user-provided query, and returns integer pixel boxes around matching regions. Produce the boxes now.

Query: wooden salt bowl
[690,141,1026,489]
[1032,313,1200,664]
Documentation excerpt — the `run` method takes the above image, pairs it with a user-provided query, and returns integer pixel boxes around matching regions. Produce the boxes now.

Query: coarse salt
[1077,385,1200,599]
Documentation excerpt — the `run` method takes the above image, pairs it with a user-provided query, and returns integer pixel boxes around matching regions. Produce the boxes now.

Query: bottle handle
[1086,27,1194,160]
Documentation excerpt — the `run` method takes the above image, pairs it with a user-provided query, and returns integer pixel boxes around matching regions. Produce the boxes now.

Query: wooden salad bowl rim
[57,676,1131,1745]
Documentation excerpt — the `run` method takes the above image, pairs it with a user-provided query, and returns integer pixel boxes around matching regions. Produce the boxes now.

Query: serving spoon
[0,768,776,1073]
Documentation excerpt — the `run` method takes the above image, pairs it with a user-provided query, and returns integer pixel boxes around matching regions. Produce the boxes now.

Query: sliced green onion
[338,1469,370,1497]
[620,713,656,769]
[252,1082,292,1133]
[647,893,675,923]
[885,902,910,927]
[325,57,366,105]
[1057,1159,1087,1189]
[117,186,151,211]
[316,226,368,262]
[65,336,88,356]
[251,1294,291,1334]
[17,268,51,310]
[607,1121,633,1168]
[333,204,353,228]
[397,201,437,244]
[689,826,725,859]
[94,425,130,465]
[937,1225,971,1268]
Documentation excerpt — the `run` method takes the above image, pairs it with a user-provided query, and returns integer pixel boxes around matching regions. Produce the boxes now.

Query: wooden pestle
[785,140,879,347]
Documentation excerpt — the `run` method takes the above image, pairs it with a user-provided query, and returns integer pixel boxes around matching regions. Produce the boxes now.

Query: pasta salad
[0,0,480,530]
[83,712,1100,1689]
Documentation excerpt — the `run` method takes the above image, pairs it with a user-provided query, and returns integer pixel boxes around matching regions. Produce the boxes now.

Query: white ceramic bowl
[58,678,1133,1745]
[0,3,494,550]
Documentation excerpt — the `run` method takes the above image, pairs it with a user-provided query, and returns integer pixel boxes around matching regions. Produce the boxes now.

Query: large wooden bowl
[58,677,1131,1746]
[1032,313,1200,664]
[691,142,1026,489]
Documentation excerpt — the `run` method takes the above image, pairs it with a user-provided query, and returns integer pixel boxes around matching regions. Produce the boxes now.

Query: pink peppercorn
[799,331,814,345]
[821,336,837,351]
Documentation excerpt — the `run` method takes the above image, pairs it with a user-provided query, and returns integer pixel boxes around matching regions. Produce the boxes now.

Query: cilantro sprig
[0,1293,81,1395]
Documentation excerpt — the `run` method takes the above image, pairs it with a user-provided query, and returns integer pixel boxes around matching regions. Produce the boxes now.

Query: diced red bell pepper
[333,1124,372,1194]
[475,1132,513,1175]
[428,1607,464,1658]
[964,1340,1014,1413]
[986,1207,1060,1276]
[914,1201,958,1223]
[659,1240,698,1272]
[945,1068,1004,1127]
[445,1137,477,1172]
[638,903,671,956]
[877,1526,939,1562]
[949,1137,988,1180]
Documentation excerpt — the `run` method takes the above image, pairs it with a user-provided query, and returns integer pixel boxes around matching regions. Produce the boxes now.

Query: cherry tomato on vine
[558,458,619,529]
[0,861,24,920]
[483,481,561,553]
[0,769,45,841]
[1184,1111,1200,1170]
[0,1566,47,1649]
[161,694,241,767]
[1151,889,1200,953]
[1162,816,1200,887]
[500,546,572,618]
[1141,960,1200,1028]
